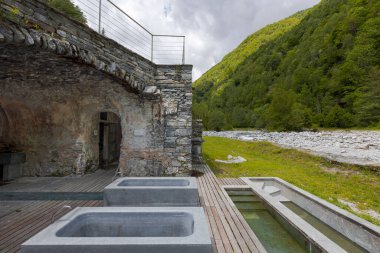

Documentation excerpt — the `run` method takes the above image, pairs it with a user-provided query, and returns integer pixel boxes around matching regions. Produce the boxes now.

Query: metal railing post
[151,35,154,62]
[98,0,102,34]
[182,36,185,65]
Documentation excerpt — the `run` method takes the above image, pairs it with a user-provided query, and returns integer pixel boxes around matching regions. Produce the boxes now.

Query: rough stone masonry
[0,0,193,177]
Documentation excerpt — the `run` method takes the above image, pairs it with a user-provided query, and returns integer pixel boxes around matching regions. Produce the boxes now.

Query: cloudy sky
[75,0,320,80]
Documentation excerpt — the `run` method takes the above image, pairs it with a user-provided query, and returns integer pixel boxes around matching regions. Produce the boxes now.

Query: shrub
[42,0,86,24]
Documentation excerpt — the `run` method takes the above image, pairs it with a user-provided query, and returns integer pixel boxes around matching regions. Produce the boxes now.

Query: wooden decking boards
[0,166,264,253]
[0,169,115,193]
[218,177,246,186]
[0,200,102,253]
[195,164,265,253]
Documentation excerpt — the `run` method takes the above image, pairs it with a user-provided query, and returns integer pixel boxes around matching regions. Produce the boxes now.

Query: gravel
[203,130,380,167]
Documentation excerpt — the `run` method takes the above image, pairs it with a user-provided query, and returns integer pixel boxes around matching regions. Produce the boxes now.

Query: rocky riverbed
[203,130,380,167]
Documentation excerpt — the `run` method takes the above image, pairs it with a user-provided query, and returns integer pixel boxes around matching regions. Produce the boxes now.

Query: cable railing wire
[104,2,152,38]
[73,0,185,64]
[100,5,152,43]
[100,21,151,51]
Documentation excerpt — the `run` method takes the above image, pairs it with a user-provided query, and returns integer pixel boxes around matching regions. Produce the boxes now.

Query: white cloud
[74,0,320,81]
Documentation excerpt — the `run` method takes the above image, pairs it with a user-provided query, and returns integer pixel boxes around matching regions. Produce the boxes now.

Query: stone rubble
[215,155,247,164]
[204,130,380,166]
[338,199,380,221]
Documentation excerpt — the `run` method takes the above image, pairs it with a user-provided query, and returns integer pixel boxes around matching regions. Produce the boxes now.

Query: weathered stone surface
[143,85,158,94]
[0,24,13,42]
[10,25,25,43]
[19,27,34,45]
[0,0,193,177]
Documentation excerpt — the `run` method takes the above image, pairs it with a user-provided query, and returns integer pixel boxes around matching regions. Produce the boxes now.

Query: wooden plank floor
[218,177,246,186]
[195,164,265,253]
[0,169,115,193]
[0,166,264,253]
[0,170,115,253]
[0,200,102,253]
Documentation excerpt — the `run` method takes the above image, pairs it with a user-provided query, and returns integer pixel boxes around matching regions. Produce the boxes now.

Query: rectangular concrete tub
[242,177,380,253]
[21,207,212,253]
[104,177,200,206]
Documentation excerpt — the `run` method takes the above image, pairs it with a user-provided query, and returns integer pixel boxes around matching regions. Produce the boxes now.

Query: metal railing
[73,0,185,65]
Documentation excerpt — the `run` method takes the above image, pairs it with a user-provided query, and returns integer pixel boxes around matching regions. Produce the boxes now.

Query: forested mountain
[193,0,380,131]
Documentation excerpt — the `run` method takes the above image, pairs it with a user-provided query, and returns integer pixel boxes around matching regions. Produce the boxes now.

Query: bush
[208,110,227,131]
[193,102,209,127]
[312,113,325,126]
[324,105,355,128]
[289,103,312,131]
[231,107,253,128]
[42,0,86,24]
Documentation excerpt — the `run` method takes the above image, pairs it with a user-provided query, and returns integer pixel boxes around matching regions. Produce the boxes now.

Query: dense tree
[42,0,86,24]
[193,0,380,131]
[208,110,228,131]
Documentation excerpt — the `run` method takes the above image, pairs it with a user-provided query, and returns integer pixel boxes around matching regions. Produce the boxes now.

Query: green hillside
[193,0,380,131]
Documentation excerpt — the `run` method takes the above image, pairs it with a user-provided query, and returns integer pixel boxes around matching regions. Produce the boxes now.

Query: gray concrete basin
[104,177,199,207]
[241,177,380,253]
[118,178,190,187]
[21,207,212,253]
[56,212,194,237]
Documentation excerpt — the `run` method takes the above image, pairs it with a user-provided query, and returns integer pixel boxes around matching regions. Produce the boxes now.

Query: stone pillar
[192,119,204,164]
[156,65,193,176]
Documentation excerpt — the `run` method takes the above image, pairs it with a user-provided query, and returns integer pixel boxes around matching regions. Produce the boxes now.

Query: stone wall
[156,65,193,175]
[0,0,193,176]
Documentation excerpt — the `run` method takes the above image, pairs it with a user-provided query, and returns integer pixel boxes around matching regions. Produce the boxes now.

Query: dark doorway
[99,112,121,169]
[0,165,3,182]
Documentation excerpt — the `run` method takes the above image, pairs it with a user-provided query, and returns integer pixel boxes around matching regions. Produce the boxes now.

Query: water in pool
[282,202,367,253]
[227,190,307,253]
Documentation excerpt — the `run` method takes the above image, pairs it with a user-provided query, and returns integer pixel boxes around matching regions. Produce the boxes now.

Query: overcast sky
[75,0,320,80]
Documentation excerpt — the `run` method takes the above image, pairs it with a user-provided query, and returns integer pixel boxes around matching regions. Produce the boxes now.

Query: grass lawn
[203,136,380,225]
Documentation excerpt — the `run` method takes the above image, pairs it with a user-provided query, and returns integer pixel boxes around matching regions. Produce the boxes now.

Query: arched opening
[98,112,122,169]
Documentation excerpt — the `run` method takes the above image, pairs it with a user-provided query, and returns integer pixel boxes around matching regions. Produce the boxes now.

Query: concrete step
[262,186,281,195]
[235,201,266,210]
[230,195,261,202]
[227,190,254,196]
[250,182,265,189]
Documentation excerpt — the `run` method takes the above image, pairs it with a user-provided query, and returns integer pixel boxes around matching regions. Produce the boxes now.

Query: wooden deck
[0,169,115,193]
[196,164,265,253]
[218,177,246,186]
[0,166,264,253]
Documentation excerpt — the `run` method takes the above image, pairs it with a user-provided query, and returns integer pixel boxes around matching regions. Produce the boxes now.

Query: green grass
[203,136,380,225]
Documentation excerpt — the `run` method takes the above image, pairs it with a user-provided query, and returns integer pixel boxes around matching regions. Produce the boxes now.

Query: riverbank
[204,130,380,167]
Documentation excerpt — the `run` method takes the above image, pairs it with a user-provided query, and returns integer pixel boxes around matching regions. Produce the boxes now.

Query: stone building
[0,0,193,178]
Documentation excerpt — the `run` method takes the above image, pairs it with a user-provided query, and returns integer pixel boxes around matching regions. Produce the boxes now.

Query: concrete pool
[103,177,199,207]
[225,188,313,253]
[243,177,379,252]
[21,207,212,253]
[222,177,380,253]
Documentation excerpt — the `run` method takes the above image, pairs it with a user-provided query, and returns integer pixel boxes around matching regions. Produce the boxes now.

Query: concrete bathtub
[21,207,212,253]
[104,177,199,206]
